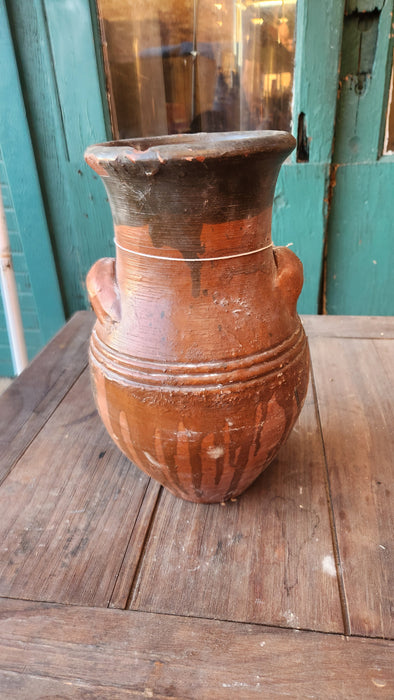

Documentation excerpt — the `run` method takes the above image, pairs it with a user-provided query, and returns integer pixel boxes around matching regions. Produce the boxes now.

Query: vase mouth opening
[85,130,295,167]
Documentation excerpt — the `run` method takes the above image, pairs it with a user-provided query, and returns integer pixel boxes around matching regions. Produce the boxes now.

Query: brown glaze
[85,131,309,503]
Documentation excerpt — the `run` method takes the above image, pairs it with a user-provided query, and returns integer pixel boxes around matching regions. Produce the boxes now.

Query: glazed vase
[85,131,309,503]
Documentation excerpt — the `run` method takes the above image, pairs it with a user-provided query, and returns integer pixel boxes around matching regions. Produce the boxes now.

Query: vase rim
[85,130,295,166]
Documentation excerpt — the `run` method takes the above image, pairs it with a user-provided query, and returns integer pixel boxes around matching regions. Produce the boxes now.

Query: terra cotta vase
[85,131,309,503]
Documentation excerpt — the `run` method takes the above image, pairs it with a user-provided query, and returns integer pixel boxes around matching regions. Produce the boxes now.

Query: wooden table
[0,312,392,698]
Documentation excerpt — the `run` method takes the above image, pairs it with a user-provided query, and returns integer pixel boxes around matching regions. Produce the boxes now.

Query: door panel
[0,0,65,375]
[94,0,345,313]
[273,164,330,312]
[3,0,392,333]
[6,0,114,316]
[325,0,394,314]
[325,162,393,314]
[273,0,345,312]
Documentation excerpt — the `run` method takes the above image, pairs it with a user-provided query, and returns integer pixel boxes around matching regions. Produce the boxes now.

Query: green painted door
[1,0,393,379]
[273,0,346,313]
[90,0,394,316]
[0,0,65,376]
[92,0,346,315]
[324,0,394,314]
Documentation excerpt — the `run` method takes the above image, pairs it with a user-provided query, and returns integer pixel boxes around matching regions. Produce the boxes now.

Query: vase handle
[86,257,121,324]
[273,246,304,314]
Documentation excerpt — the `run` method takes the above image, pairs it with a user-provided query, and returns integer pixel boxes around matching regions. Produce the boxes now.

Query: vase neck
[114,209,272,263]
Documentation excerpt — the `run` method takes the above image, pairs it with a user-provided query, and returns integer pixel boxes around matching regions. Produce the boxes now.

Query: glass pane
[96,0,297,138]
[384,51,394,154]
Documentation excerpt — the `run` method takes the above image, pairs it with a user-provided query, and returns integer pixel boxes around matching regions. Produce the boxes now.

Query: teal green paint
[6,0,114,315]
[0,309,40,331]
[5,0,348,318]
[325,162,394,314]
[0,0,65,374]
[0,328,41,350]
[292,0,345,163]
[333,0,394,163]
[0,4,64,341]
[43,0,109,162]
[10,0,392,319]
[326,0,394,314]
[273,164,329,314]
[275,0,345,312]
[339,12,379,77]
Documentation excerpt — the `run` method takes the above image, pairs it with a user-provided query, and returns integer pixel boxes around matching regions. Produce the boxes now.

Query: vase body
[85,131,309,503]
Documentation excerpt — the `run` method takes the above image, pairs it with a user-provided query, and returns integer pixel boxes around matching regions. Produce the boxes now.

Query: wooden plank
[109,478,162,609]
[0,672,136,700]
[0,312,93,485]
[0,367,156,607]
[0,600,392,699]
[301,315,394,339]
[127,379,345,634]
[374,337,394,380]
[310,336,394,638]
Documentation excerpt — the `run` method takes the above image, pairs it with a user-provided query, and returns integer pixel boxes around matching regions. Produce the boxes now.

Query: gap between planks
[108,479,162,609]
[309,336,393,639]
[310,363,351,636]
[0,593,392,642]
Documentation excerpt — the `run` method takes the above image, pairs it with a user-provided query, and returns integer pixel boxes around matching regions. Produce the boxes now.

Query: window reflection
[96,0,297,138]
[384,51,394,154]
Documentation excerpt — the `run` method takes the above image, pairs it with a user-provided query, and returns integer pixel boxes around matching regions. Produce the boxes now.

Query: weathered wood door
[0,1,393,374]
[91,0,346,314]
[324,0,394,314]
[0,0,65,376]
[273,0,393,315]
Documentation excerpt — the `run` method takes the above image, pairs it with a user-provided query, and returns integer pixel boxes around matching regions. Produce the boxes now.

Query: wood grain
[310,336,394,638]
[0,311,93,484]
[0,672,137,700]
[302,314,394,338]
[109,478,162,609]
[0,367,156,607]
[0,312,392,695]
[127,379,345,634]
[0,599,392,699]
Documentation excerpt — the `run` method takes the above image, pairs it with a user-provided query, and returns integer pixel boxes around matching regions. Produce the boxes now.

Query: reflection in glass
[96,0,297,138]
[384,52,394,154]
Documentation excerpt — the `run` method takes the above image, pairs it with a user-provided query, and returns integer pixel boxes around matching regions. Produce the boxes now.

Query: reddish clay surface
[85,131,309,503]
